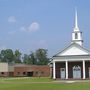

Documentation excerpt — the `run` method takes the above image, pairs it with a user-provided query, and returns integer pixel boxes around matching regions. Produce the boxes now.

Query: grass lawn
[0,77,90,90]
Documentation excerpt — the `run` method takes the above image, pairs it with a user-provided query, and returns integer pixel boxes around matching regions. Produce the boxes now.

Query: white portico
[52,10,90,80]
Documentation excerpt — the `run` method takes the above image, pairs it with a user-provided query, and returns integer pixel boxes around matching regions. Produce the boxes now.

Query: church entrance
[73,65,81,79]
[60,68,65,79]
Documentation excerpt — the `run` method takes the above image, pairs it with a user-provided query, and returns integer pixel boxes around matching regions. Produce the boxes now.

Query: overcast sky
[0,0,90,57]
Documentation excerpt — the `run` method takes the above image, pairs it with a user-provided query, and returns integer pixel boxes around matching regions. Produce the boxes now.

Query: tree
[23,52,37,65]
[29,52,37,65]
[0,50,6,62]
[0,48,50,65]
[23,54,32,64]
[0,49,14,63]
[35,49,49,65]
[14,50,22,63]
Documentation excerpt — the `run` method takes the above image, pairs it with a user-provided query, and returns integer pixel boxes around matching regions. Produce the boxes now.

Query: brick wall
[13,65,50,77]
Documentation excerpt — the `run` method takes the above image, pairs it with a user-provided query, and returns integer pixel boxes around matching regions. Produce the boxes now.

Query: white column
[66,61,68,79]
[53,61,56,79]
[83,60,86,79]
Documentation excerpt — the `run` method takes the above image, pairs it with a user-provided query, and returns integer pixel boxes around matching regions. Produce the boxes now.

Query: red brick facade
[0,64,50,77]
[14,65,50,77]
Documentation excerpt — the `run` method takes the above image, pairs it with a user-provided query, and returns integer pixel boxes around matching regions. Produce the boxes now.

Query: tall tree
[14,50,22,63]
[0,49,14,63]
[29,52,37,65]
[0,50,7,62]
[35,49,49,65]
[23,54,32,64]
[23,52,36,65]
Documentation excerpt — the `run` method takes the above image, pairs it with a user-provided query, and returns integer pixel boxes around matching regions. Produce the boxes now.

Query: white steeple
[71,9,83,46]
[74,9,79,31]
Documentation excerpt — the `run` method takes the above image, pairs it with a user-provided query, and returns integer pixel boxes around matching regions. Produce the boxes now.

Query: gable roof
[53,43,90,57]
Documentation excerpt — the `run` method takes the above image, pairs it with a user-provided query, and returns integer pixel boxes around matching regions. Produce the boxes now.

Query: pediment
[55,43,90,56]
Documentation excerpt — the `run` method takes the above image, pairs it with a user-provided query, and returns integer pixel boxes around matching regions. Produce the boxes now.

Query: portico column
[83,60,86,79]
[66,61,68,79]
[53,61,56,79]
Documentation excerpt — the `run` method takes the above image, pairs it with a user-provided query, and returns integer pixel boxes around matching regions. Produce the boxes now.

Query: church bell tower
[71,10,83,46]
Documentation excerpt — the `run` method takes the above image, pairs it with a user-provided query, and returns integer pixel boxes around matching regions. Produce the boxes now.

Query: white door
[73,65,81,79]
[89,67,90,78]
[60,68,65,79]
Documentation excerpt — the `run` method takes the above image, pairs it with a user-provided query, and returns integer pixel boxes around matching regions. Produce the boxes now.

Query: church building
[52,10,90,80]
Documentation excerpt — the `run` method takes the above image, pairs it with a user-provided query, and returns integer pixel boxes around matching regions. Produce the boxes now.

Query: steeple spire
[75,9,78,29]
[74,8,79,31]
[71,9,83,46]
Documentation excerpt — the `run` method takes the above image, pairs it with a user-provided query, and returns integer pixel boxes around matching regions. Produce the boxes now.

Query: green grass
[0,77,90,90]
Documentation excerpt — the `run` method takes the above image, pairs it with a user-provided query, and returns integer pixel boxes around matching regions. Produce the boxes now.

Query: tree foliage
[14,50,22,63]
[0,48,49,65]
[23,54,31,64]
[35,49,49,65]
[23,52,37,65]
[0,49,14,63]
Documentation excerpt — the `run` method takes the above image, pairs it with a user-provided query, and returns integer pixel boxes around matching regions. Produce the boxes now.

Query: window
[35,71,38,74]
[23,72,26,75]
[1,72,4,74]
[17,72,20,75]
[75,33,78,39]
[41,71,44,74]
[73,65,81,71]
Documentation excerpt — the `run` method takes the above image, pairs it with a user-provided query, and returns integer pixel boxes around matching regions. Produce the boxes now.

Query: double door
[73,66,81,79]
[60,68,65,79]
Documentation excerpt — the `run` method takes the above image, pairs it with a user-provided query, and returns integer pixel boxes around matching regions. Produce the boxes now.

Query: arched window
[75,33,78,39]
[73,65,81,71]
